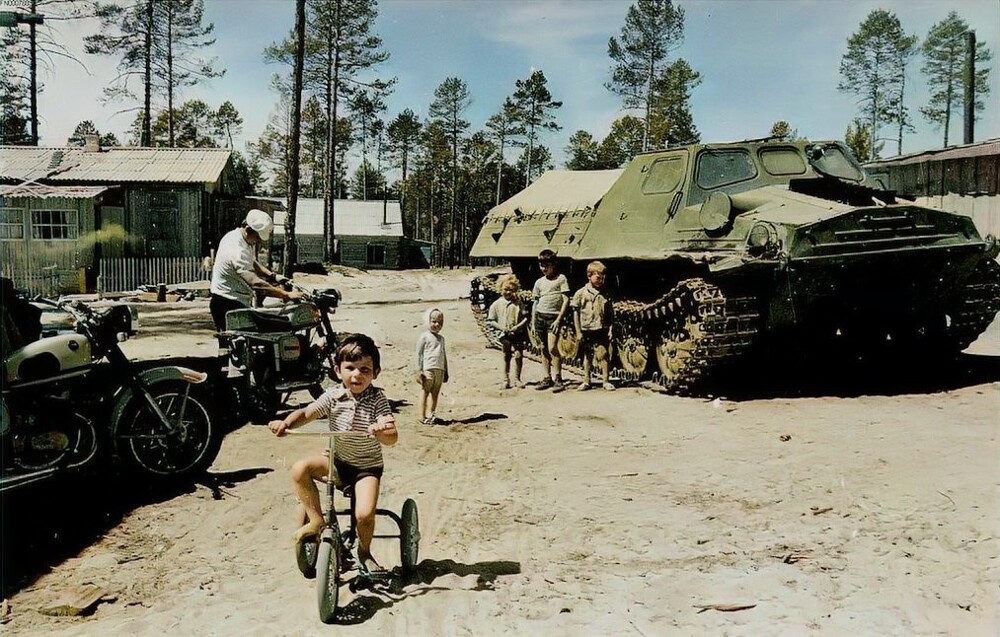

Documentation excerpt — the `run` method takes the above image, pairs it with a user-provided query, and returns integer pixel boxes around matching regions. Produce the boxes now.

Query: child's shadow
[440,413,508,427]
[335,558,521,624]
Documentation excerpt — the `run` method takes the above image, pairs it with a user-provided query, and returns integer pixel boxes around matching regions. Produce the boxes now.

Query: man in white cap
[209,209,305,330]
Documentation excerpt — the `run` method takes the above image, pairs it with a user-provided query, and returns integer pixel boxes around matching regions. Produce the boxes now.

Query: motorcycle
[220,283,342,420]
[1,291,220,493]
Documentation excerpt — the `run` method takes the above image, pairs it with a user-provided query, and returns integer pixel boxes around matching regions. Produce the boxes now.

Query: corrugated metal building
[251,197,430,269]
[0,142,239,291]
[866,139,999,238]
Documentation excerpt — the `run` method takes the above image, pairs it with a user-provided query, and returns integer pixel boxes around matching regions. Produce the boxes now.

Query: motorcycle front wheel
[115,381,220,480]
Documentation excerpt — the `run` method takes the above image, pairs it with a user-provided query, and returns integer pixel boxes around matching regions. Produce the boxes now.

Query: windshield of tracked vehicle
[696,149,757,189]
[808,145,864,181]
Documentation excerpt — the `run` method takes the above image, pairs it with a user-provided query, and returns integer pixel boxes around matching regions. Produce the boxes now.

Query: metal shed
[865,139,999,238]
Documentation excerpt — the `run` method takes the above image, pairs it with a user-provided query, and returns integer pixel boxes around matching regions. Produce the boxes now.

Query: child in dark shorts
[485,274,529,388]
[531,249,570,390]
[571,261,615,391]
[268,333,398,576]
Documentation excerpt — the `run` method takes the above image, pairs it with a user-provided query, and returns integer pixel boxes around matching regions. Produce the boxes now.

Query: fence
[98,257,211,295]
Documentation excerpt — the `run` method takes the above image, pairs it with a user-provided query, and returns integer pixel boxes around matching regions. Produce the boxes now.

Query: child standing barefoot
[572,261,615,391]
[415,308,449,424]
[531,249,570,390]
[485,274,528,388]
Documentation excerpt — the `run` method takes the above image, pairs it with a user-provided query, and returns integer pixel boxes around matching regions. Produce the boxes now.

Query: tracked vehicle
[469,139,1000,393]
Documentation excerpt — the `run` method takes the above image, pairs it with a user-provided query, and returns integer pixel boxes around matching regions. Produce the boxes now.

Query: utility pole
[0,8,44,145]
[963,30,975,145]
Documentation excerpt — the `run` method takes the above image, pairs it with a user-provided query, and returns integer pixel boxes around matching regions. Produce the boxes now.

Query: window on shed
[696,149,757,189]
[366,244,385,266]
[759,148,806,176]
[30,209,78,240]
[1,208,25,240]
[642,156,685,194]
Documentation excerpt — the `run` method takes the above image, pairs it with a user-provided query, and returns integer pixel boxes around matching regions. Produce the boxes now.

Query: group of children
[486,249,615,392]
[267,249,612,578]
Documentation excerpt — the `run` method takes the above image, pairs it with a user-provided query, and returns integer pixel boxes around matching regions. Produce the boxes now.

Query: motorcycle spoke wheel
[12,413,97,472]
[119,383,216,478]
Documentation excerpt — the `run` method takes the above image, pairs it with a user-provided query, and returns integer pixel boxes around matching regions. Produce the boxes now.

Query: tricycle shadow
[0,467,271,597]
[334,558,521,625]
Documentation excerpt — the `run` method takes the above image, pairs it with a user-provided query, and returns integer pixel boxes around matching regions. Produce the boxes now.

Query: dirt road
[3,268,998,636]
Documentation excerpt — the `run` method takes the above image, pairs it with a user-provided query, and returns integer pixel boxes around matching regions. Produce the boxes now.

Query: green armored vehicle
[469,139,1000,392]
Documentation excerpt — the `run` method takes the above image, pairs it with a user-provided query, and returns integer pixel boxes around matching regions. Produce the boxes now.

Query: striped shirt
[307,384,392,469]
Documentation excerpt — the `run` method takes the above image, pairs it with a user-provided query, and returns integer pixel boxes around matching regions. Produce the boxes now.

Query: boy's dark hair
[335,333,381,372]
[538,249,556,263]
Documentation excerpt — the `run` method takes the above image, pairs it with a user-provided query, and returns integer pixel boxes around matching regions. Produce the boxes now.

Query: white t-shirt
[532,274,569,315]
[210,228,256,305]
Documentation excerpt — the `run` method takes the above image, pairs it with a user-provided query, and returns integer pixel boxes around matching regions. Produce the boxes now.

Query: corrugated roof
[271,198,403,237]
[483,169,623,219]
[866,139,1000,168]
[0,183,111,199]
[0,146,231,183]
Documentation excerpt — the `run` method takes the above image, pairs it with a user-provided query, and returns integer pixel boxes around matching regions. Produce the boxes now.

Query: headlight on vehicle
[746,222,779,258]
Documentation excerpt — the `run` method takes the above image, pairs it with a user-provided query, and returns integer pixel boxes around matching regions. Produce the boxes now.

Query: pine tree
[300,0,392,260]
[512,70,561,186]
[769,121,799,141]
[606,0,685,151]
[837,9,916,160]
[920,11,992,147]
[484,98,524,205]
[387,109,422,232]
[598,116,645,168]
[565,131,602,170]
[215,101,243,149]
[648,58,701,147]
[155,0,223,146]
[85,1,158,146]
[428,77,472,267]
[844,118,883,162]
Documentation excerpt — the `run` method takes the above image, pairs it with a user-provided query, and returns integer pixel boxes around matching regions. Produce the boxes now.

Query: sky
[8,0,1000,174]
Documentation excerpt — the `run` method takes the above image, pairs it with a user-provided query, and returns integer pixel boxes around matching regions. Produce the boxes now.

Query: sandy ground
[2,267,998,636]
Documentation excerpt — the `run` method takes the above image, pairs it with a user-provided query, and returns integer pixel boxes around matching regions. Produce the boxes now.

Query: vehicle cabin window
[1,207,25,240]
[813,145,864,181]
[31,209,78,240]
[696,150,757,189]
[642,156,685,194]
[759,148,806,176]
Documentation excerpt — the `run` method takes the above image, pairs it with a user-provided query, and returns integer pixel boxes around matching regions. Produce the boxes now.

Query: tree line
[0,1,993,266]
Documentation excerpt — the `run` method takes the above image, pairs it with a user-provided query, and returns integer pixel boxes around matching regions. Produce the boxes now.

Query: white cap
[245,208,273,240]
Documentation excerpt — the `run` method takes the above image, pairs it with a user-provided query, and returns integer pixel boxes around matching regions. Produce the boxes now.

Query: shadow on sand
[334,558,521,625]
[0,467,271,597]
[710,352,1000,401]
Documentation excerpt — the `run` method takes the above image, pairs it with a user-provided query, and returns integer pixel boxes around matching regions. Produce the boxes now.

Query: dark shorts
[500,329,528,350]
[334,458,384,489]
[532,312,558,336]
[210,294,247,331]
[580,329,610,349]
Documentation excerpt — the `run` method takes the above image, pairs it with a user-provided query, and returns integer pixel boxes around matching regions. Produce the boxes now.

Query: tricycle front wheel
[316,529,341,624]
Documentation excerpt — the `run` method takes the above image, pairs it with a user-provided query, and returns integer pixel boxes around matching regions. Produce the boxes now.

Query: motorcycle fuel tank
[4,333,92,383]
